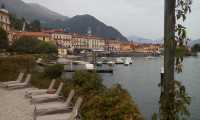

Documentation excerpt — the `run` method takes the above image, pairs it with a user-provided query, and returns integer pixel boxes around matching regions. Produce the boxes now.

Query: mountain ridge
[63,14,127,41]
[128,35,163,44]
[189,39,200,47]
[0,0,67,21]
[0,0,128,41]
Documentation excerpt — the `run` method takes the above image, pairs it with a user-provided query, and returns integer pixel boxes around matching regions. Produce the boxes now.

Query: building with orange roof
[120,43,136,52]
[11,32,52,43]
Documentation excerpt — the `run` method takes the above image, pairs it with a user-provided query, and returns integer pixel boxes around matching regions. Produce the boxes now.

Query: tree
[11,36,41,53]
[36,41,58,54]
[0,28,9,50]
[10,15,25,31]
[159,0,192,120]
[11,36,57,54]
[28,20,41,32]
[44,64,64,79]
[191,44,200,53]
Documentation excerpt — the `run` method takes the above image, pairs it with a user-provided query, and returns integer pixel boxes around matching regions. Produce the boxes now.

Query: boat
[124,59,129,66]
[96,61,103,66]
[115,58,124,64]
[84,64,94,70]
[107,61,115,66]
[126,57,133,64]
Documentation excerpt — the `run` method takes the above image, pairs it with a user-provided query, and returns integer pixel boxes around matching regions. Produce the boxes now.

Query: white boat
[124,59,129,66]
[126,57,133,64]
[115,58,124,64]
[96,61,103,66]
[84,64,94,70]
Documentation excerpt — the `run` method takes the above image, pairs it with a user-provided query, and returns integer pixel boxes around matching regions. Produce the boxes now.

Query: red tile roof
[13,32,51,37]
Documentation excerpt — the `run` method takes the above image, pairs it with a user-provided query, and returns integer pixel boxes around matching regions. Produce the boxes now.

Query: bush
[72,71,104,93]
[44,64,64,79]
[11,36,57,54]
[69,71,143,120]
[36,41,58,54]
[31,72,56,89]
[81,84,143,120]
[0,55,35,82]
[11,36,41,53]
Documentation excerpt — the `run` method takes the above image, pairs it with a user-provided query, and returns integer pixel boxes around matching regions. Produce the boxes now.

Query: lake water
[102,56,200,120]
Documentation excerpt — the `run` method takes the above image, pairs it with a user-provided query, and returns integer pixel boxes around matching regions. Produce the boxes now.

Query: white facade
[0,9,10,32]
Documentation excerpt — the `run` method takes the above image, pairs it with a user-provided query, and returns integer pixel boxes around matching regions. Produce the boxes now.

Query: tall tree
[159,0,192,120]
[28,20,41,32]
[0,28,9,50]
[160,1,177,119]
[10,15,25,31]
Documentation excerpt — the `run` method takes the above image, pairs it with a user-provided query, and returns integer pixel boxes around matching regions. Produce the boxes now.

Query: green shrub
[36,41,58,54]
[81,84,143,120]
[44,64,64,79]
[72,71,104,93]
[0,55,35,82]
[31,72,57,89]
[11,36,41,54]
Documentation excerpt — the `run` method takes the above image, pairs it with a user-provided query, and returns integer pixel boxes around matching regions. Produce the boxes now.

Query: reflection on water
[102,56,200,120]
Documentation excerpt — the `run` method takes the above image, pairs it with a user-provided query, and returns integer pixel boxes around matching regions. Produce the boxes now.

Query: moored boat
[115,58,124,64]
[107,61,115,66]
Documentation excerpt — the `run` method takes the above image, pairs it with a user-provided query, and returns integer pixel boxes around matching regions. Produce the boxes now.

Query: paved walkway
[0,88,34,120]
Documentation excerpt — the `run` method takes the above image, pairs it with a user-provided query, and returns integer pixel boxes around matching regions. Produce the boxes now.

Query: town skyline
[22,0,200,40]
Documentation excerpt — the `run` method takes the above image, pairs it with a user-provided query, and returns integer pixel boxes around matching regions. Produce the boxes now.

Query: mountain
[189,39,200,47]
[0,0,67,22]
[62,15,127,41]
[0,0,128,41]
[128,35,162,44]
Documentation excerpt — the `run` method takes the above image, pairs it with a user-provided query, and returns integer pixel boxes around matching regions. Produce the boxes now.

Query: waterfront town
[1,7,162,57]
[0,1,199,120]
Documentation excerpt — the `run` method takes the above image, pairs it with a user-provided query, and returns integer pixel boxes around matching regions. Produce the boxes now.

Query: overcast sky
[23,0,199,40]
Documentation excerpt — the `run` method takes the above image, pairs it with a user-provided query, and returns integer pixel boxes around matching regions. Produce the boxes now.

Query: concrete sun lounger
[25,79,56,98]
[34,89,75,116]
[35,97,83,120]
[6,74,31,89]
[0,72,24,87]
[31,82,64,103]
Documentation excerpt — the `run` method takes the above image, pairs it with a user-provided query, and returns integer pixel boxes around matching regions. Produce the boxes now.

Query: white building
[0,8,10,32]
